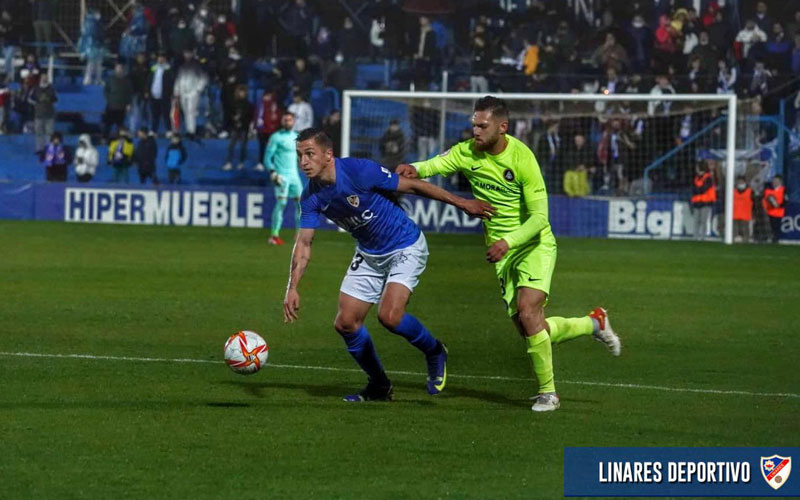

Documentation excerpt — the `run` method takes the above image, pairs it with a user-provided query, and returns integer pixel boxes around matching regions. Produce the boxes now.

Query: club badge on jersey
[299,157,421,255]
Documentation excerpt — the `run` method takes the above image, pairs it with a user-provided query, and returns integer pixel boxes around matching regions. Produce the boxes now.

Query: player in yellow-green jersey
[396,96,621,412]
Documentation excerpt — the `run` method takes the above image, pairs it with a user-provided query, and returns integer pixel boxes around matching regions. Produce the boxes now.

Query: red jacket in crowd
[255,92,282,137]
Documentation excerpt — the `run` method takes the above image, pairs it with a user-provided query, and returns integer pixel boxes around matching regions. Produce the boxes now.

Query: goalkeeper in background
[396,96,621,412]
[264,111,304,245]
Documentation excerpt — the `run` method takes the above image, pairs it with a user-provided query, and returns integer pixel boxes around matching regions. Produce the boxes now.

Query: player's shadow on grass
[212,380,424,404]
[218,380,562,409]
[206,402,251,408]
[429,384,529,408]
[219,379,346,398]
[218,379,434,406]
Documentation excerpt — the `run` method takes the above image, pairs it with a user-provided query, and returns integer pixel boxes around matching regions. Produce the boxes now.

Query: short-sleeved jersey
[264,129,300,178]
[300,157,421,254]
[413,134,555,247]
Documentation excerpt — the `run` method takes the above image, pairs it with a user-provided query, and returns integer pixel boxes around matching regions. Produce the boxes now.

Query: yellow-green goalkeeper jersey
[412,134,555,249]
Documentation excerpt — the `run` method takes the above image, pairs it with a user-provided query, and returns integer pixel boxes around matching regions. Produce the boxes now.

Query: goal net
[342,91,738,244]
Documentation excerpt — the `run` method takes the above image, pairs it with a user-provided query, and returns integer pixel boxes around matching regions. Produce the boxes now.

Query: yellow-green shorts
[495,238,557,317]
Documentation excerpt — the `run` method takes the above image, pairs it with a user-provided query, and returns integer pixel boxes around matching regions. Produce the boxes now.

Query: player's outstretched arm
[396,176,496,219]
[397,143,461,179]
[284,228,315,323]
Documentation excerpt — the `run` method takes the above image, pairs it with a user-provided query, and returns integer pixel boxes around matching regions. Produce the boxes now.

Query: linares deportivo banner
[0,182,798,242]
[564,447,799,497]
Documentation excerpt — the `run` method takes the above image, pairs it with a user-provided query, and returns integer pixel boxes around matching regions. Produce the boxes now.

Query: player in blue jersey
[283,128,496,402]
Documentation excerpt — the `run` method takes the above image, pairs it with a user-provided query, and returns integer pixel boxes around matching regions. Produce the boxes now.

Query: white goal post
[342,91,738,245]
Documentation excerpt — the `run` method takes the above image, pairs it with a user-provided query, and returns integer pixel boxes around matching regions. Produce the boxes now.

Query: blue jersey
[300,157,421,254]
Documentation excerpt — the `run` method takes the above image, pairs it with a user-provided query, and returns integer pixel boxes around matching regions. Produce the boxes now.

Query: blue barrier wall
[0,135,272,186]
[4,182,799,242]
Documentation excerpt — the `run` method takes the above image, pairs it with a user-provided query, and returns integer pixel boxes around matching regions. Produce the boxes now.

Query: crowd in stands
[0,0,794,199]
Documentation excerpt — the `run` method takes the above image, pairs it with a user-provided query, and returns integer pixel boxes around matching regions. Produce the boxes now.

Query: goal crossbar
[342,91,737,245]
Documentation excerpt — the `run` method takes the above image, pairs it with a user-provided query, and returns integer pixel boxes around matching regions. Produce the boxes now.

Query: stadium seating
[0,135,270,186]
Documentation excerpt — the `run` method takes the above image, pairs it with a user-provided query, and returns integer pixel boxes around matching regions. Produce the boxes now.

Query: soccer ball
[224,330,269,374]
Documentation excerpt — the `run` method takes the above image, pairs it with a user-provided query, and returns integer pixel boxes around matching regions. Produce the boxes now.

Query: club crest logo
[503,169,515,182]
[761,455,791,490]
[347,195,360,208]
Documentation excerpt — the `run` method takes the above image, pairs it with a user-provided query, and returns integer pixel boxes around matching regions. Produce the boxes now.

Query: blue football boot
[425,342,448,395]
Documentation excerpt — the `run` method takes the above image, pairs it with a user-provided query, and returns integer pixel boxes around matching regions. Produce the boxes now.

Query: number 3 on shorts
[350,254,364,271]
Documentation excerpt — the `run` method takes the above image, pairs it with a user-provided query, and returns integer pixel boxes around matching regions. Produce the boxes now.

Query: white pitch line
[0,351,220,364]
[1,351,798,400]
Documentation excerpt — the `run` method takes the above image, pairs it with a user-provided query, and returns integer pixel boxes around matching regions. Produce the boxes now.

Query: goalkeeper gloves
[270,170,284,186]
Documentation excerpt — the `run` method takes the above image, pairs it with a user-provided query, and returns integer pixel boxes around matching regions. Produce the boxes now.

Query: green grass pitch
[1,220,798,499]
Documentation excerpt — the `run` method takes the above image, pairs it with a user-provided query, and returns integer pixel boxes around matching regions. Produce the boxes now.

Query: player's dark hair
[283,110,295,118]
[296,127,333,151]
[474,96,509,121]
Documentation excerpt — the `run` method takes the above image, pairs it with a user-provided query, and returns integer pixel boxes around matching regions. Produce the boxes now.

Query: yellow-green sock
[546,316,594,345]
[526,331,556,394]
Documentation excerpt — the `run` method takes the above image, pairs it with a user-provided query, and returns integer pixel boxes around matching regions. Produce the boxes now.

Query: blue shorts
[274,176,303,199]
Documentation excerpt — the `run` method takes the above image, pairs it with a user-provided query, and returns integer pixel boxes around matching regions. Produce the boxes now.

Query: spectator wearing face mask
[592,32,629,73]
[735,20,767,61]
[169,17,195,61]
[470,25,491,93]
[278,0,313,57]
[370,16,385,57]
[103,63,133,140]
[148,53,174,135]
[287,86,313,132]
[563,134,593,197]
[29,73,57,153]
[338,16,364,60]
[77,9,106,85]
[107,127,134,183]
[691,31,719,73]
[762,175,786,243]
[0,9,17,82]
[323,52,354,95]
[290,57,313,98]
[746,60,771,98]
[379,119,406,168]
[212,12,237,44]
[754,1,771,34]
[254,90,283,171]
[128,52,150,132]
[733,175,754,243]
[716,58,737,93]
[133,127,158,184]
[690,161,716,241]
[41,131,71,182]
[627,14,653,72]
[73,133,98,183]
[173,49,208,140]
[222,84,254,171]
[765,23,791,73]
[191,6,211,44]
[165,132,187,184]
[219,44,244,136]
